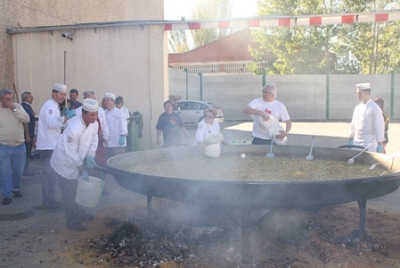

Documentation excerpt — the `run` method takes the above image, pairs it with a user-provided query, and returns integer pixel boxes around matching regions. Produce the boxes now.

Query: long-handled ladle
[347,143,372,165]
[305,135,314,161]
[369,157,394,170]
[266,135,275,158]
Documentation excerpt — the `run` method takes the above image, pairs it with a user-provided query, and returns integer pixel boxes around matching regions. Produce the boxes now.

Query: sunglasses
[204,115,215,118]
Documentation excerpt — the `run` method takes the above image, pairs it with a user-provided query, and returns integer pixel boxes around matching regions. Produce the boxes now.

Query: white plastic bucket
[75,176,105,208]
[205,143,221,158]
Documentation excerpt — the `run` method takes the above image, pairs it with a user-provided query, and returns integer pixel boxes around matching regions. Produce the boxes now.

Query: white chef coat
[247,98,290,140]
[120,106,130,124]
[105,107,128,147]
[75,106,109,142]
[195,119,223,144]
[36,98,67,150]
[350,99,385,152]
[50,116,98,179]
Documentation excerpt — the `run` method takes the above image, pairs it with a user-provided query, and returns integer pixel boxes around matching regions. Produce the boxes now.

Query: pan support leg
[357,200,367,240]
[147,195,153,219]
[241,207,251,262]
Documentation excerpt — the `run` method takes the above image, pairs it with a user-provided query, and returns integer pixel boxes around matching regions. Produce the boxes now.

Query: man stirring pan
[348,83,385,153]
[243,82,291,145]
[50,99,99,231]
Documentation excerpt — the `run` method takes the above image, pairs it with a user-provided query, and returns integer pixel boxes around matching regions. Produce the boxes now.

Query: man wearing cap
[36,83,77,210]
[0,89,30,205]
[348,83,385,153]
[103,93,128,158]
[50,98,99,231]
[75,91,109,169]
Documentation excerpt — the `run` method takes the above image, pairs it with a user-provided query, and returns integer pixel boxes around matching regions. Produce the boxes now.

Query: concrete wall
[12,25,166,150]
[1,0,162,90]
[169,68,400,121]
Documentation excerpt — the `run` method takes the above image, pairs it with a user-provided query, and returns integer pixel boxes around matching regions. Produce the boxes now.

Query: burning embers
[88,217,227,267]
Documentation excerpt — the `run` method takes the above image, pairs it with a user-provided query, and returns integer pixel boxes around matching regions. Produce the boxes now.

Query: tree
[168,17,190,53]
[167,0,234,53]
[251,0,400,74]
[190,0,234,48]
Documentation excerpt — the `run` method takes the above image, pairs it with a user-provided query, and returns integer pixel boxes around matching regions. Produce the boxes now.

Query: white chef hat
[82,99,98,112]
[53,83,67,92]
[104,92,115,101]
[356,83,370,90]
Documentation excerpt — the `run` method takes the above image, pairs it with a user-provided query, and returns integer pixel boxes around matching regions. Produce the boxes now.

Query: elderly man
[50,99,99,231]
[243,82,292,145]
[36,83,76,210]
[103,93,128,158]
[0,89,30,205]
[20,91,36,176]
[348,83,385,153]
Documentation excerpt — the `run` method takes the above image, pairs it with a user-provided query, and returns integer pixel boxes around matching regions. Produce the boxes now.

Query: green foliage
[252,0,400,74]
[190,0,234,48]
[168,17,190,53]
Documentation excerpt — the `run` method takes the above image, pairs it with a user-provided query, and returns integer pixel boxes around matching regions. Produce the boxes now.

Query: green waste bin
[126,111,143,152]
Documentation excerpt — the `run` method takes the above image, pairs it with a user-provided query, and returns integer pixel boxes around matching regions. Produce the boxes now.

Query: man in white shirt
[103,93,128,158]
[36,83,76,210]
[348,83,385,153]
[244,82,292,145]
[50,98,99,231]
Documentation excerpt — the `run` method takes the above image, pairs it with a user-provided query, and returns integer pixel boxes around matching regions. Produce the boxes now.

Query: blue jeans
[0,143,26,198]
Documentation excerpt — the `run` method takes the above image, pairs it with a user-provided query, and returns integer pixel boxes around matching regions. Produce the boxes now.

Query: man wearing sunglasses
[244,82,291,145]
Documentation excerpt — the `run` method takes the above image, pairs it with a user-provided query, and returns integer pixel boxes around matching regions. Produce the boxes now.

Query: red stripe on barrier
[278,18,291,26]
[164,24,172,31]
[376,13,389,22]
[219,21,230,28]
[342,15,354,24]
[310,17,322,25]
[189,23,201,29]
[248,20,260,27]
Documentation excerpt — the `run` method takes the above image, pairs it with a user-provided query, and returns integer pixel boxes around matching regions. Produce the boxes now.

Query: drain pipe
[199,72,203,101]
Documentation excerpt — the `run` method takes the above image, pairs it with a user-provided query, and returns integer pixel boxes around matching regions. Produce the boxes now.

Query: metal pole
[358,200,367,240]
[185,68,188,100]
[64,51,66,84]
[241,207,251,262]
[262,65,266,86]
[326,71,330,120]
[390,71,394,119]
[199,72,203,101]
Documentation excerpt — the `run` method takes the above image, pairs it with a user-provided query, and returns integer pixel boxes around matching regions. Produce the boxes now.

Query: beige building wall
[1,0,162,89]
[4,0,166,149]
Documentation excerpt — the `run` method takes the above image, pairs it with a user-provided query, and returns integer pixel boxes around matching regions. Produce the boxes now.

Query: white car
[173,100,224,126]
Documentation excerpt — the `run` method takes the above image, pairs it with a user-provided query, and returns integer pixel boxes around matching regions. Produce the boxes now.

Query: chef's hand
[81,170,89,181]
[347,139,353,148]
[275,130,287,140]
[86,156,96,169]
[119,136,125,146]
[260,112,270,121]
[63,108,76,119]
[377,144,384,153]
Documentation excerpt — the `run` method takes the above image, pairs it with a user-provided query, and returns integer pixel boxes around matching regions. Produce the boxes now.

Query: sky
[164,0,259,20]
